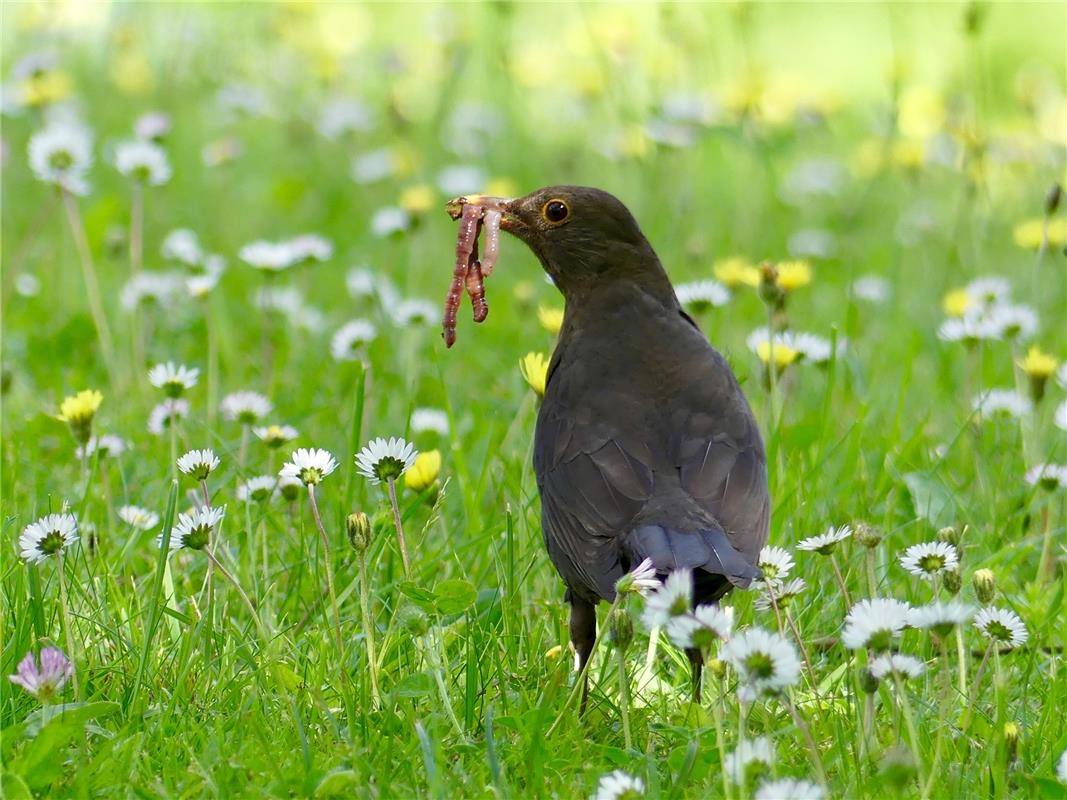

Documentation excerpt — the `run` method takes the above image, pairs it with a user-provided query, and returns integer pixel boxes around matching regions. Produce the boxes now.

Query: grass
[2,2,1066,798]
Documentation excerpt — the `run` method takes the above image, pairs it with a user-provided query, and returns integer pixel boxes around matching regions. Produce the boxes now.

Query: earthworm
[480,209,502,276]
[442,203,482,348]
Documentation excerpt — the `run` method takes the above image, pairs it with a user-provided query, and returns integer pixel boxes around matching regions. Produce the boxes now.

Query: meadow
[1,2,1066,798]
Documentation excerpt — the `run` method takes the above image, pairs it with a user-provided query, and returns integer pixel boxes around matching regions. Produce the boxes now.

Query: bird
[487,185,769,704]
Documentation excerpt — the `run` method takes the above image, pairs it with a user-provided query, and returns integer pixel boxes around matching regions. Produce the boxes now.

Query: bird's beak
[445,195,521,231]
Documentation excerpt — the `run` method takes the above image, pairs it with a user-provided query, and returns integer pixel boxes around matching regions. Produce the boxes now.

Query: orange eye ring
[542,199,570,223]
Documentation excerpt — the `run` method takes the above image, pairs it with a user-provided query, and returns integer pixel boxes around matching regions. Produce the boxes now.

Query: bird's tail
[623,523,761,590]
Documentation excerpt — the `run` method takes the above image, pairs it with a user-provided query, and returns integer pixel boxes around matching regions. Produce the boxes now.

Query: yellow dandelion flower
[851,138,887,178]
[898,85,945,140]
[775,260,812,291]
[544,644,564,661]
[520,352,550,397]
[399,184,435,214]
[756,341,799,369]
[714,257,760,288]
[19,71,72,107]
[404,449,441,492]
[1013,217,1067,250]
[537,305,564,335]
[1018,346,1058,378]
[891,139,926,170]
[942,289,973,317]
[57,390,103,424]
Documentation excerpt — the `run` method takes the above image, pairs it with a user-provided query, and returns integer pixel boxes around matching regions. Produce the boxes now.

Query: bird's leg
[569,595,597,714]
[686,647,704,704]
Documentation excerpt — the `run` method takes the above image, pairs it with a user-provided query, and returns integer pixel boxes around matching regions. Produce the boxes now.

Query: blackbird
[487,186,769,703]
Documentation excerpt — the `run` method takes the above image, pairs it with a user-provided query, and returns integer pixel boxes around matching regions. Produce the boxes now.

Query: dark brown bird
[491,186,769,702]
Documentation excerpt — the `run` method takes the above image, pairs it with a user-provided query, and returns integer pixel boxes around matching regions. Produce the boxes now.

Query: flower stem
[130,181,144,275]
[56,551,81,700]
[893,673,925,785]
[960,642,993,733]
[709,676,733,800]
[307,486,346,661]
[357,548,381,707]
[829,553,852,608]
[239,425,250,469]
[784,693,828,787]
[386,478,411,578]
[615,646,632,750]
[205,549,268,641]
[784,606,818,691]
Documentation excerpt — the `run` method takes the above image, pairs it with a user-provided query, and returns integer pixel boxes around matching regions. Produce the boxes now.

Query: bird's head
[448,186,663,297]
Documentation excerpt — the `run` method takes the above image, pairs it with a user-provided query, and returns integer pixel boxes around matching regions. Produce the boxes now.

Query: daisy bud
[1046,183,1062,216]
[973,569,996,604]
[1003,722,1021,764]
[937,526,961,547]
[853,522,883,549]
[943,567,962,595]
[346,512,372,552]
[397,605,429,637]
[607,607,633,651]
[858,666,880,694]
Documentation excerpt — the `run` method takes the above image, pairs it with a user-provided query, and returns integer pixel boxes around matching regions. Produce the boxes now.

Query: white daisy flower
[177,449,220,481]
[592,769,645,800]
[161,228,203,266]
[148,362,199,397]
[726,736,775,785]
[1055,400,1067,432]
[721,627,802,699]
[746,327,799,357]
[1057,749,1067,783]
[393,298,439,326]
[676,280,731,310]
[754,778,823,800]
[985,304,1038,341]
[791,332,845,365]
[841,598,911,651]
[317,98,373,140]
[117,505,159,530]
[756,546,795,585]
[615,557,660,596]
[220,391,272,424]
[906,600,974,635]
[147,398,190,435]
[868,653,925,681]
[186,271,220,299]
[19,513,78,563]
[120,271,181,310]
[351,148,398,183]
[135,111,171,141]
[114,139,171,185]
[286,234,333,264]
[239,240,296,272]
[796,524,852,555]
[787,228,837,258]
[276,475,304,502]
[666,604,733,649]
[966,276,1011,307]
[1025,463,1067,491]
[15,273,40,297]
[236,476,278,503]
[851,275,890,303]
[972,389,1032,419]
[436,164,487,196]
[410,408,449,437]
[370,207,411,237]
[158,505,225,552]
[640,569,692,629]
[28,122,92,194]
[355,437,418,485]
[75,434,129,460]
[973,607,1028,649]
[331,319,378,361]
[345,267,379,299]
[899,541,959,581]
[1058,362,1067,390]
[280,448,338,487]
[753,577,806,611]
[253,424,298,448]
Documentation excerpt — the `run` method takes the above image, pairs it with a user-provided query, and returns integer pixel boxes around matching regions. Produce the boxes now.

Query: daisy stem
[307,486,346,662]
[893,673,925,786]
[784,606,819,691]
[615,645,632,750]
[198,480,216,611]
[829,553,852,608]
[865,549,878,597]
[169,421,178,481]
[206,302,218,430]
[61,188,118,386]
[386,478,411,578]
[784,693,828,788]
[920,639,953,800]
[56,550,81,701]
[1037,504,1053,582]
[130,180,144,275]
[960,642,993,733]
[955,625,968,697]
[709,676,733,800]
[239,425,250,469]
[205,548,268,641]
[357,548,381,708]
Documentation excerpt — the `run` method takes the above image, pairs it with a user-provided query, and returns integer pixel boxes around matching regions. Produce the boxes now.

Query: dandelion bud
[937,526,961,547]
[853,522,883,549]
[346,512,372,551]
[758,261,784,309]
[973,568,996,604]
[706,658,727,678]
[858,666,880,694]
[397,604,429,637]
[1046,183,1062,216]
[943,568,962,595]
[607,607,634,651]
[1003,722,1021,763]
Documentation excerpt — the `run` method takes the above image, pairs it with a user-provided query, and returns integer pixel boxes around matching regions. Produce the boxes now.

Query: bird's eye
[543,200,570,223]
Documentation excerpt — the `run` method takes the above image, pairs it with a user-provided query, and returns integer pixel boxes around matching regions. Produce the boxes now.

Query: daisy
[410,408,450,436]
[754,577,806,611]
[253,424,298,448]
[114,139,171,185]
[345,267,379,299]
[118,505,160,530]
[985,304,1038,341]
[147,399,189,435]
[237,476,278,503]
[973,607,1028,649]
[177,449,220,481]
[148,362,199,397]
[331,319,378,361]
[746,328,801,369]
[286,233,332,264]
[938,315,1000,344]
[280,448,338,487]
[721,627,801,698]
[792,332,845,365]
[754,779,823,800]
[317,97,373,139]
[161,228,203,266]
[8,647,73,701]
[615,557,660,596]
[841,598,911,651]
[592,770,645,800]
[120,271,181,310]
[1056,399,1067,432]
[851,275,890,303]
[220,391,272,424]
[186,271,220,299]
[19,513,78,563]
[352,148,398,183]
[899,541,959,581]
[239,240,296,272]
[756,546,794,585]
[1025,463,1067,491]
[355,437,418,485]
[135,111,171,141]
[967,276,1011,307]
[972,389,1032,419]
[158,506,225,552]
[906,600,974,635]
[676,280,731,311]
[1057,749,1067,783]
[28,121,92,194]
[666,604,733,649]
[276,475,303,502]
[370,207,410,237]
[436,164,487,195]
[868,653,925,681]
[726,736,775,784]
[393,299,438,326]
[796,524,852,555]
[75,434,128,460]
[640,569,692,629]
